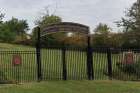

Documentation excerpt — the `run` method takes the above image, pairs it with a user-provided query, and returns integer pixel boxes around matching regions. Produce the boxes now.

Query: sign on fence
[123,51,134,64]
[12,55,22,66]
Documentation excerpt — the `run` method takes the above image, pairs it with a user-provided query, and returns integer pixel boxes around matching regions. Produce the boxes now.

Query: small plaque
[12,55,22,66]
[124,52,134,64]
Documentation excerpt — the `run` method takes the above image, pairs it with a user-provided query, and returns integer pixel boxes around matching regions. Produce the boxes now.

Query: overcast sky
[0,0,137,32]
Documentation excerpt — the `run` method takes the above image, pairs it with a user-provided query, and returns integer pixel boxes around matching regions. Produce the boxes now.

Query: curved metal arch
[36,22,94,80]
[41,22,90,37]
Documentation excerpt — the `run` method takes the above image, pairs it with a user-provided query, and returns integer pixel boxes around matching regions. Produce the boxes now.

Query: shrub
[116,62,140,80]
[0,70,8,83]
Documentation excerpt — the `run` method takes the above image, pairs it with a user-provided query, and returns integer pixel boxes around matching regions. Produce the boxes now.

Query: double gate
[37,22,94,81]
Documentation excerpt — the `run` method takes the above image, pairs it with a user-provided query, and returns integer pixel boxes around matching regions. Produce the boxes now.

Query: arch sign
[41,22,89,37]
[36,22,93,80]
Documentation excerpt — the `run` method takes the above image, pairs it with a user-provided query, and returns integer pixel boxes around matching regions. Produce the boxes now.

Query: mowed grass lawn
[1,43,140,93]
[1,81,140,93]
[0,43,139,82]
[0,43,109,81]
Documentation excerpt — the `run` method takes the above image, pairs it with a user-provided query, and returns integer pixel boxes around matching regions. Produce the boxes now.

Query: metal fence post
[36,27,42,82]
[62,46,67,80]
[107,47,112,80]
[87,35,94,80]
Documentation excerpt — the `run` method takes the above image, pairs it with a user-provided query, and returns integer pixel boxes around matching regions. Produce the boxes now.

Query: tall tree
[0,23,16,42]
[4,17,29,35]
[117,0,140,32]
[94,23,110,34]
[32,13,62,46]
[35,15,62,30]
[116,0,140,48]
[31,6,62,46]
[0,17,29,43]
[0,11,4,24]
[93,23,111,47]
[35,6,62,29]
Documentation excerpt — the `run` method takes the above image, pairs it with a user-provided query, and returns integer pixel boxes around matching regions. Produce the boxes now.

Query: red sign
[124,52,134,64]
[12,55,22,66]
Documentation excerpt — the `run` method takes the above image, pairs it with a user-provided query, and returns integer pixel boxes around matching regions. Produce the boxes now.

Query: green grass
[0,43,35,51]
[0,43,139,82]
[1,81,140,93]
[1,43,140,93]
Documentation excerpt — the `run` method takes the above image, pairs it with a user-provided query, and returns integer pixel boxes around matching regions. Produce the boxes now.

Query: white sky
[0,0,137,32]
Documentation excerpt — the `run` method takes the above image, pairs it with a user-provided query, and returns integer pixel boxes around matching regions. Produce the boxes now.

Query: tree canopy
[35,15,62,30]
[0,17,29,43]
[92,23,111,47]
[0,11,4,24]
[32,14,62,47]
[94,23,111,34]
[117,1,140,32]
[116,0,140,48]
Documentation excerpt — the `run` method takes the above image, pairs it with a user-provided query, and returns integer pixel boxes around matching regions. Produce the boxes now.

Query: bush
[0,70,9,83]
[116,62,140,79]
[0,70,17,84]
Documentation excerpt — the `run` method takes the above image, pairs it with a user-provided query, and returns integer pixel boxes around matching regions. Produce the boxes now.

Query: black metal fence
[0,48,140,83]
[0,51,37,83]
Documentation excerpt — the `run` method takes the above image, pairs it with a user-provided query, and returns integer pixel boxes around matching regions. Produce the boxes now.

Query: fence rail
[0,48,140,83]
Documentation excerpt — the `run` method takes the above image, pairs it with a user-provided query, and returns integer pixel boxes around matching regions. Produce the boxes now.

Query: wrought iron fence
[0,48,140,83]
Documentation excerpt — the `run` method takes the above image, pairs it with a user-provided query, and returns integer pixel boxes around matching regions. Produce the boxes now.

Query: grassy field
[0,43,139,82]
[1,81,140,93]
[0,43,109,82]
[0,43,140,93]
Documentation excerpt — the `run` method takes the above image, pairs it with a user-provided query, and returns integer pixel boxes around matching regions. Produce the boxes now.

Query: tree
[35,15,62,30]
[117,0,140,32]
[108,33,123,48]
[32,14,62,46]
[92,23,111,47]
[0,17,29,43]
[0,11,4,24]
[4,17,29,35]
[116,0,140,48]
[35,6,62,29]
[32,7,62,46]
[94,23,110,34]
[0,23,16,42]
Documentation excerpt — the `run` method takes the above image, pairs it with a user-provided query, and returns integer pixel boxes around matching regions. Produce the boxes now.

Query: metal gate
[37,22,93,81]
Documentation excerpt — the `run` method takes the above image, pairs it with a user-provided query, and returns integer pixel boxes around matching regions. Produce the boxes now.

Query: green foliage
[0,11,4,24]
[94,23,111,34]
[92,1,140,48]
[115,1,140,48]
[32,14,62,46]
[0,23,16,42]
[108,33,123,48]
[121,31,140,48]
[0,17,29,43]
[117,1,140,32]
[117,62,140,75]
[0,70,7,81]
[4,17,29,35]
[92,23,111,47]
[35,15,62,30]
[31,27,38,46]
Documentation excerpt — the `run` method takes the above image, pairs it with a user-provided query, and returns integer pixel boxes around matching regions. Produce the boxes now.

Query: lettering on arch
[41,22,89,37]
